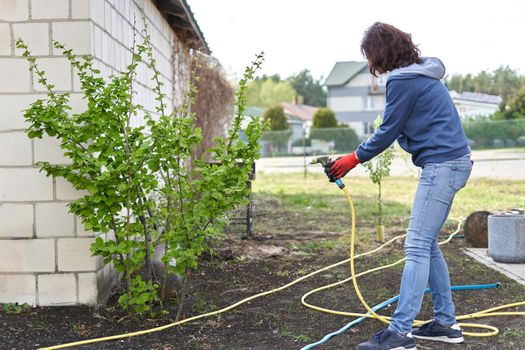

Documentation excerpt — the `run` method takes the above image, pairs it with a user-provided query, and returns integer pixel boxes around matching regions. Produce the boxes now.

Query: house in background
[449,91,502,119]
[324,61,386,137]
[281,101,318,142]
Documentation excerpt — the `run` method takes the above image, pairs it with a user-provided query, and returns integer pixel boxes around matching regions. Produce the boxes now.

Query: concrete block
[0,274,36,305]
[0,58,30,93]
[0,239,55,272]
[35,202,75,237]
[0,0,29,21]
[0,131,32,165]
[34,134,71,164]
[38,273,76,305]
[69,93,88,114]
[31,0,69,19]
[78,272,97,305]
[32,57,72,92]
[52,21,92,56]
[0,23,11,55]
[13,23,50,56]
[0,94,40,131]
[0,168,53,201]
[76,218,96,237]
[58,237,98,271]
[71,0,91,19]
[0,203,33,238]
[55,176,88,200]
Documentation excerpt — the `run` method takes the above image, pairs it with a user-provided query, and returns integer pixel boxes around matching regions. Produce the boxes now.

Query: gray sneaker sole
[412,334,464,343]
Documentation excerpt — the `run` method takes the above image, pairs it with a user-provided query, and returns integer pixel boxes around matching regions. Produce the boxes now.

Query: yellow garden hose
[39,185,525,349]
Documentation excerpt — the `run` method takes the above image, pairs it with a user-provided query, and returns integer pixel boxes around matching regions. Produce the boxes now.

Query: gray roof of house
[324,61,368,87]
[449,90,502,105]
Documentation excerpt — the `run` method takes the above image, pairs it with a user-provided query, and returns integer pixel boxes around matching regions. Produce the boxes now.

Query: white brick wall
[0,0,29,21]
[0,239,55,272]
[58,238,99,271]
[0,59,30,93]
[0,0,180,306]
[0,203,33,237]
[0,131,32,165]
[0,23,11,55]
[36,202,75,237]
[31,0,69,19]
[0,275,36,305]
[13,23,50,56]
[38,273,77,305]
[0,168,53,201]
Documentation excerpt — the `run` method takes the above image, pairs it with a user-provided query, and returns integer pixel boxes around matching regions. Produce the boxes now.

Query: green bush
[312,107,337,128]
[263,105,289,130]
[463,119,525,148]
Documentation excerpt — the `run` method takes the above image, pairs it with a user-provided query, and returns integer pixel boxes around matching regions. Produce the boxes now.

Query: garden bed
[1,175,524,350]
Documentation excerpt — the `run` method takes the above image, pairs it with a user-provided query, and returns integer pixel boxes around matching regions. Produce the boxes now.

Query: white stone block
[78,272,97,305]
[0,203,33,237]
[0,274,36,305]
[69,93,88,114]
[0,23,11,55]
[55,176,88,200]
[34,134,71,164]
[0,131,32,165]
[0,58,30,93]
[76,218,96,237]
[38,273,76,305]
[58,237,98,271]
[35,202,75,237]
[52,21,92,56]
[104,1,111,31]
[32,57,72,92]
[0,239,55,272]
[31,0,69,19]
[0,0,29,21]
[71,0,91,19]
[13,23,50,56]
[0,94,41,131]
[0,168,53,201]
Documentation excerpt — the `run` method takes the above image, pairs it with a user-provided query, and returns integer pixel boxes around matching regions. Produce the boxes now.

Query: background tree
[263,105,288,130]
[287,69,326,106]
[246,78,296,108]
[494,83,525,120]
[445,66,524,105]
[312,107,337,128]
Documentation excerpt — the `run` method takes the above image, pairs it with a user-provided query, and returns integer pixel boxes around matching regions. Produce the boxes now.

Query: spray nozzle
[310,156,345,189]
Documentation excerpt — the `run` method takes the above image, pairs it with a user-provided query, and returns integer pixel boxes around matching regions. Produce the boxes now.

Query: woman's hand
[329,152,360,179]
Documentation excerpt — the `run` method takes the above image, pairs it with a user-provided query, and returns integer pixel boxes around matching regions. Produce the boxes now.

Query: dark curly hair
[360,22,421,77]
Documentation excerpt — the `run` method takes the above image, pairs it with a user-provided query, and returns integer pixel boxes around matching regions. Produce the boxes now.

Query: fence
[260,127,360,157]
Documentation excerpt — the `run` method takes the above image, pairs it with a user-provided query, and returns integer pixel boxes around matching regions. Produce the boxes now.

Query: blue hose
[300,283,500,350]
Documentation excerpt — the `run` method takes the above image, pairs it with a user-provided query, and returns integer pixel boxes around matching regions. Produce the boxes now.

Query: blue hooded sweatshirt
[355,57,470,167]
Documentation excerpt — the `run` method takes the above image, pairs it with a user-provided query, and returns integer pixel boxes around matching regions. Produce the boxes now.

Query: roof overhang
[154,0,210,54]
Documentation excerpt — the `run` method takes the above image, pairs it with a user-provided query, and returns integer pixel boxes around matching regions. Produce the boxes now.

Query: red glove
[329,152,360,179]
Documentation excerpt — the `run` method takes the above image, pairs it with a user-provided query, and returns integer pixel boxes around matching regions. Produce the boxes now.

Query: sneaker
[356,328,417,350]
[411,320,464,344]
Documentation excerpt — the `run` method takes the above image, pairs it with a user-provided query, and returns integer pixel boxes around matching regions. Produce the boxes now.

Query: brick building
[0,0,208,306]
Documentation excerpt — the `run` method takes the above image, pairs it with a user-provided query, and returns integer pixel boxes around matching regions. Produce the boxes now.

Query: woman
[329,22,472,350]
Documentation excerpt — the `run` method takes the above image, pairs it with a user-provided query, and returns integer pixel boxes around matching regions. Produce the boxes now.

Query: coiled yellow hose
[39,186,525,349]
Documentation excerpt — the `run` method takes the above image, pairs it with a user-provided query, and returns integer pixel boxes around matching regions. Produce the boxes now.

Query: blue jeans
[388,155,473,334]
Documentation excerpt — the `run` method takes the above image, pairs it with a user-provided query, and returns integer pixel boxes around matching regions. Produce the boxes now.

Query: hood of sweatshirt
[388,57,445,81]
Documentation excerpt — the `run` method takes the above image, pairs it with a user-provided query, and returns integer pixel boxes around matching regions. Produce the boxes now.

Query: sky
[189,0,525,82]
